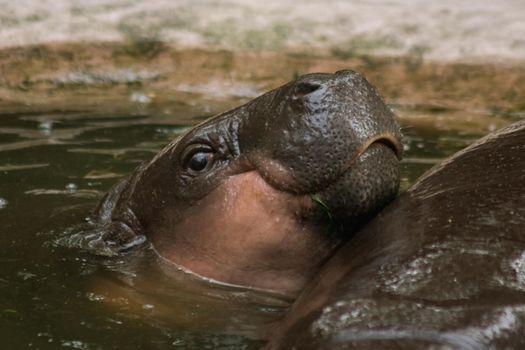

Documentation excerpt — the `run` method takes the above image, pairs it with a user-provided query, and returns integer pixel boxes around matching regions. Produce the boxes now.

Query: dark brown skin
[267,120,525,349]
[88,70,402,296]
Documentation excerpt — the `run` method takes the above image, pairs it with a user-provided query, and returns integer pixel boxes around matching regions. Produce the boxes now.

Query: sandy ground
[1,0,524,62]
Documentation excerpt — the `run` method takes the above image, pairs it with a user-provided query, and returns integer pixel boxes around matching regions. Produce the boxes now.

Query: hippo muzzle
[241,71,402,228]
[90,70,402,295]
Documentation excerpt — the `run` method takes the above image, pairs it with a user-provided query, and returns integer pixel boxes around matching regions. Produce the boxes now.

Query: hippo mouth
[341,134,402,180]
[359,134,403,160]
[312,133,402,198]
[312,134,402,232]
[247,131,402,240]
[252,132,402,195]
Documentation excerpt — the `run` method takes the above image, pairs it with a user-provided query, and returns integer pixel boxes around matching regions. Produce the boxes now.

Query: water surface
[0,101,518,349]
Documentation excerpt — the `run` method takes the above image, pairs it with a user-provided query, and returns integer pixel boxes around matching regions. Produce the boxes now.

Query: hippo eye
[186,151,214,173]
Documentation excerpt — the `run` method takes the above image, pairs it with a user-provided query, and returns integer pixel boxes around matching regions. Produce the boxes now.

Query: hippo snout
[241,70,402,232]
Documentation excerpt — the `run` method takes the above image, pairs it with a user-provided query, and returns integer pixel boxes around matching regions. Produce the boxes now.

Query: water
[0,101,518,349]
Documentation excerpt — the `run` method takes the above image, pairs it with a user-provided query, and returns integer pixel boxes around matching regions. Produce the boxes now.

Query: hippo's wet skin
[268,120,525,349]
[90,70,402,296]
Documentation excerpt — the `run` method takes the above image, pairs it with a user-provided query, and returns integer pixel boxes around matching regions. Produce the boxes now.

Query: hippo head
[92,70,402,296]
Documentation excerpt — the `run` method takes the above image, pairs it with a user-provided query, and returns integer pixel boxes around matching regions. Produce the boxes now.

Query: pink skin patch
[150,171,336,296]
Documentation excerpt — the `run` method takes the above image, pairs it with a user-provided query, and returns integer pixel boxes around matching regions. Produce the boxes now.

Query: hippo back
[267,120,525,349]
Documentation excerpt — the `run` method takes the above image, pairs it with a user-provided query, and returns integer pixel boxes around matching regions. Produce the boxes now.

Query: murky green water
[0,101,518,349]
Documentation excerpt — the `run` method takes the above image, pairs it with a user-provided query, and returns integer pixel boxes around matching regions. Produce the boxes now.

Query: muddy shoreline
[1,1,524,118]
[1,42,524,118]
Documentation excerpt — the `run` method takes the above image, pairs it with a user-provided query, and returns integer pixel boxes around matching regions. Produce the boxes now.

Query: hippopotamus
[88,70,402,297]
[266,120,525,349]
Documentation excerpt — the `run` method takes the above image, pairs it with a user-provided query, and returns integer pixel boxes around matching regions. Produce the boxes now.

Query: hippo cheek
[148,171,336,296]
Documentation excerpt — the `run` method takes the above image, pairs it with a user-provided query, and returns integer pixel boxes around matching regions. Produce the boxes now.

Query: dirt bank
[1,43,524,117]
[0,1,524,117]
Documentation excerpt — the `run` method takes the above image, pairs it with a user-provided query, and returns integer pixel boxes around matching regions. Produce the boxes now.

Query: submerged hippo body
[268,120,525,349]
[90,70,402,296]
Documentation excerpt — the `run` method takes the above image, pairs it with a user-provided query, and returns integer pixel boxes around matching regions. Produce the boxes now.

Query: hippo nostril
[294,81,322,97]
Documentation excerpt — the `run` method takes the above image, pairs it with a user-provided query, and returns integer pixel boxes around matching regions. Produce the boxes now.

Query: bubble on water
[106,318,123,325]
[142,304,155,311]
[38,121,53,134]
[508,251,525,290]
[65,183,78,192]
[0,197,7,209]
[172,339,185,347]
[61,340,89,350]
[86,292,105,302]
